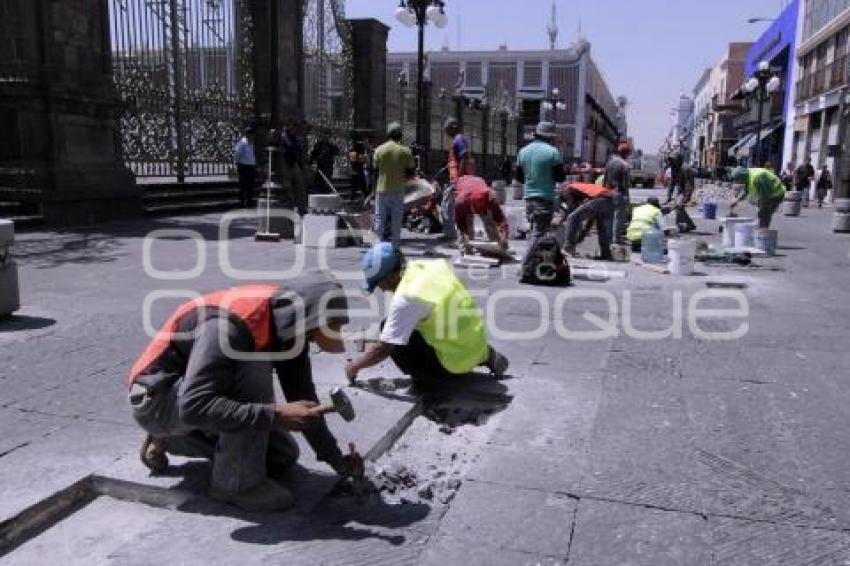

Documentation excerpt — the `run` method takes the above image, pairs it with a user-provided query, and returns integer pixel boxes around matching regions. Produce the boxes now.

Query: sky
[344,0,793,153]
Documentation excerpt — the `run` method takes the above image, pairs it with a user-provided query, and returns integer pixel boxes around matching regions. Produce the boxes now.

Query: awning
[727,123,784,158]
[728,133,754,158]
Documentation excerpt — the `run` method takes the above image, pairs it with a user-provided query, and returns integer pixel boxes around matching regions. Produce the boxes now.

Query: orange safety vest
[127,284,279,386]
[566,182,615,199]
[448,135,474,184]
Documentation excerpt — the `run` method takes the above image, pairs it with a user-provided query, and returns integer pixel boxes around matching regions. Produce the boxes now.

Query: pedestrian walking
[795,158,815,207]
[781,162,794,190]
[515,121,566,273]
[234,127,256,208]
[606,142,632,245]
[127,270,361,512]
[816,165,832,207]
[373,122,416,248]
[730,166,786,228]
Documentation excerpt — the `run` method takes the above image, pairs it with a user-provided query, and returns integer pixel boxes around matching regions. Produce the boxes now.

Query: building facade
[386,40,624,166]
[730,0,799,171]
[688,43,752,171]
[791,0,850,176]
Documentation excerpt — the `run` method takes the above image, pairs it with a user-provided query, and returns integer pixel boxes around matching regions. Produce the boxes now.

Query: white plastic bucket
[734,222,756,248]
[668,239,696,276]
[721,217,754,248]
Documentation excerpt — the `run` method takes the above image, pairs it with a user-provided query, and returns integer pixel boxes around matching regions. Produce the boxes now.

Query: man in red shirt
[454,175,509,251]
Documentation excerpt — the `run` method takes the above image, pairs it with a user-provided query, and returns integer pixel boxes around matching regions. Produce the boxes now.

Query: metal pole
[754,90,765,166]
[169,0,186,182]
[416,12,425,164]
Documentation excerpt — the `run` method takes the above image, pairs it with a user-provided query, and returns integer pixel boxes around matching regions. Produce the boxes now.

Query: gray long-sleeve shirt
[605,155,631,195]
[174,317,342,464]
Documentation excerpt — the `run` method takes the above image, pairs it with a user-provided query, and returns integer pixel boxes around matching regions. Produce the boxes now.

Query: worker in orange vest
[126,270,358,512]
[559,182,616,260]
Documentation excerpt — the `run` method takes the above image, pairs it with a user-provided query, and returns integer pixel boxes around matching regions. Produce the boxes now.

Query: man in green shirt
[515,121,566,272]
[730,167,786,228]
[373,123,416,248]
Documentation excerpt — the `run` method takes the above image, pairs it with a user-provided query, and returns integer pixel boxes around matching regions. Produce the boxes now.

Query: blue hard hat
[362,242,402,292]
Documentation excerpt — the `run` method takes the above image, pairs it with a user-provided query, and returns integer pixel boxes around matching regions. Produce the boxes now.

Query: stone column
[349,18,389,147]
[0,0,139,226]
[251,0,304,127]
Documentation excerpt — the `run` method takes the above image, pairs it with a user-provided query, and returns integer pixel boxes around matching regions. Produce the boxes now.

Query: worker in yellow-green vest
[730,167,786,228]
[346,242,509,393]
[626,197,663,252]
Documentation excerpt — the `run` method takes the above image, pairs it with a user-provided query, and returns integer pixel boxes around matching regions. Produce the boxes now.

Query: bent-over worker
[730,166,786,228]
[626,197,663,252]
[454,175,509,252]
[560,182,615,260]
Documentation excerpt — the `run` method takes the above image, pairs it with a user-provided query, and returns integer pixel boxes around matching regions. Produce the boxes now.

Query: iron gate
[302,0,352,174]
[109,0,254,181]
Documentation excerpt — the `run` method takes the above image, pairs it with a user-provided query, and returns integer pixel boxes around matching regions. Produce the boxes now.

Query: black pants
[390,330,460,389]
[237,164,256,207]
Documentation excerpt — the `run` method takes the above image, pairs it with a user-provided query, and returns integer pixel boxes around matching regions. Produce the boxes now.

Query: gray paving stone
[567,499,709,566]
[433,479,576,557]
[419,533,567,566]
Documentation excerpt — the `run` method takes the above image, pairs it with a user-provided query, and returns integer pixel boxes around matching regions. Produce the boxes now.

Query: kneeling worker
[730,166,786,228]
[127,270,360,512]
[454,175,510,253]
[346,243,509,391]
[626,197,663,251]
[560,181,615,260]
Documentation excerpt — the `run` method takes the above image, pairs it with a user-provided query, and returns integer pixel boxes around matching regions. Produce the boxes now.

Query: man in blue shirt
[234,127,256,208]
[515,121,566,270]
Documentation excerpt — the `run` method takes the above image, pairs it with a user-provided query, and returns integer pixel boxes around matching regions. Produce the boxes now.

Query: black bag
[520,235,571,286]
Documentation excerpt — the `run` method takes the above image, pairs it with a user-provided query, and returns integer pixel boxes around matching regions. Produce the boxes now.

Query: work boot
[209,478,294,512]
[140,434,169,474]
[485,347,510,379]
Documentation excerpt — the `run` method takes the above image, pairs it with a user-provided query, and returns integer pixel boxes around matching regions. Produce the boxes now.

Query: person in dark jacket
[309,135,339,188]
[816,165,832,207]
[127,271,359,512]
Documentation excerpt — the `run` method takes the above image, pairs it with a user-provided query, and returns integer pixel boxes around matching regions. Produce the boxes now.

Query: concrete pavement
[2,196,850,564]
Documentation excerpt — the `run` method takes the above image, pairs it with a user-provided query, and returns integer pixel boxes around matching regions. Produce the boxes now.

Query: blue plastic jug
[641,226,666,264]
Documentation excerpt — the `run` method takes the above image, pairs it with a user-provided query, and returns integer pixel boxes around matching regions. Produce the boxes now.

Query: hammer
[318,387,356,422]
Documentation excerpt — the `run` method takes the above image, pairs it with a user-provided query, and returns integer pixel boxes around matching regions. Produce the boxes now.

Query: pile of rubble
[694,182,738,204]
[365,400,500,506]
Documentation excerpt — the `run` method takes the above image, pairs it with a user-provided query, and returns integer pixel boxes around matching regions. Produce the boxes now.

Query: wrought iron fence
[109,0,254,181]
[302,0,353,175]
[386,85,519,180]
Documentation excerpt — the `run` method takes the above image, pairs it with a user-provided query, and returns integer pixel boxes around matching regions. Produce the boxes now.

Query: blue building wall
[745,0,799,118]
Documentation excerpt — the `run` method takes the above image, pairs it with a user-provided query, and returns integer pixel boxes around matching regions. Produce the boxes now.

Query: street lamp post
[395,1,448,172]
[743,61,781,166]
[541,88,567,122]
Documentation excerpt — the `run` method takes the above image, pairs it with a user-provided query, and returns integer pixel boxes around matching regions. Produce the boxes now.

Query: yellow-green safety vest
[395,260,488,374]
[626,204,662,243]
[746,168,786,202]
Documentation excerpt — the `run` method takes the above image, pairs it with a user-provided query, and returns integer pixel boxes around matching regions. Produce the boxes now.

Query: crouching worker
[626,197,663,252]
[346,243,509,392]
[454,175,510,254]
[560,182,615,260]
[127,270,359,512]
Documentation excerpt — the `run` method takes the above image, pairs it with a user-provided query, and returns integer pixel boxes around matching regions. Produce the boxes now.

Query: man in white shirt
[234,127,257,208]
[345,243,508,393]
